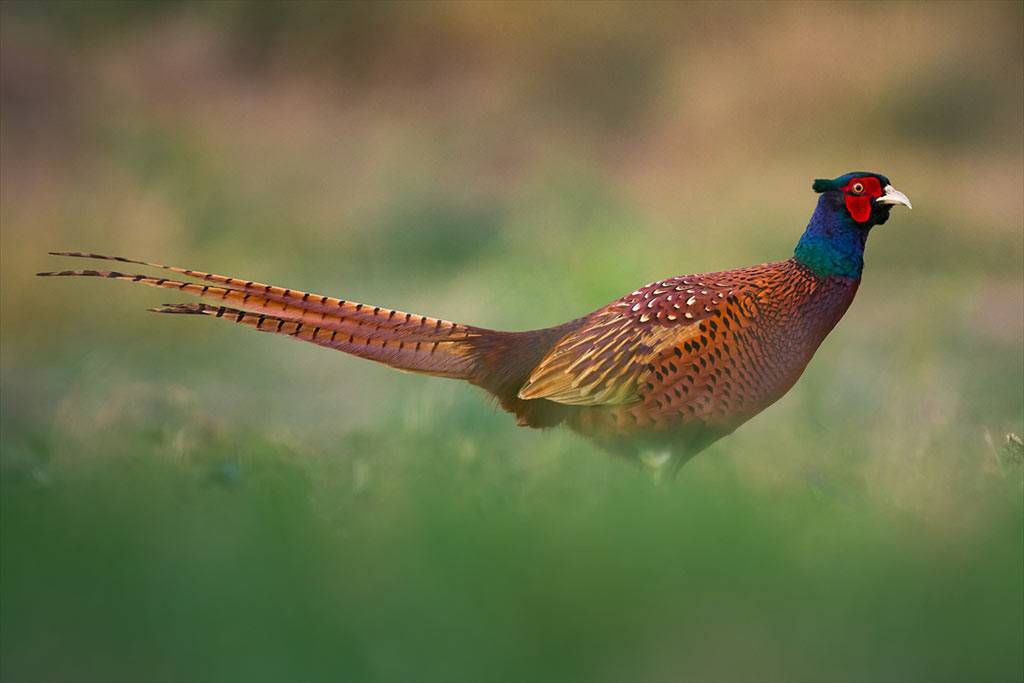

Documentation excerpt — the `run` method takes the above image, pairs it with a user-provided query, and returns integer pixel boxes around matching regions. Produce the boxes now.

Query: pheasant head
[794,171,912,279]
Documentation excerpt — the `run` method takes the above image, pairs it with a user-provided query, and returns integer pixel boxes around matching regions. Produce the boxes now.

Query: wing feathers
[517,309,691,406]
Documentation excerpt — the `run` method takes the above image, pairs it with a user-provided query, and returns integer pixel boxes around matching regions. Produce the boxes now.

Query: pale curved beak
[876,184,912,210]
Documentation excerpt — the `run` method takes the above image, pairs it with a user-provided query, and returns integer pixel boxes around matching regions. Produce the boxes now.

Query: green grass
[2,401,1021,682]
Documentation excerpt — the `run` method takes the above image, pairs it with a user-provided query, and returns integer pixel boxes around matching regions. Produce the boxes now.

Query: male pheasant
[39,172,911,471]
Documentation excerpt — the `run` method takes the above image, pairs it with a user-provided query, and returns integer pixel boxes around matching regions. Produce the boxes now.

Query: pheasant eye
[851,182,864,194]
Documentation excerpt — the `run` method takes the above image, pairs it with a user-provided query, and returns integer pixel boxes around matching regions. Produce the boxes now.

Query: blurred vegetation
[2,2,1022,682]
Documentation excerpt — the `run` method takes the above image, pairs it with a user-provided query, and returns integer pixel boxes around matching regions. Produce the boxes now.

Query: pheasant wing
[518,276,747,406]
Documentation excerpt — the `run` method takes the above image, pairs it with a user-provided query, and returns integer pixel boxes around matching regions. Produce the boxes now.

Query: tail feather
[146,302,480,378]
[38,253,492,380]
[45,251,468,334]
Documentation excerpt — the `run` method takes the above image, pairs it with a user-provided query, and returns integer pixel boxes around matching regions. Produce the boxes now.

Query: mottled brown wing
[518,276,750,406]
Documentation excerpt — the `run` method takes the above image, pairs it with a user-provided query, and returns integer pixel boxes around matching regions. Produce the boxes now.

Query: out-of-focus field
[2,3,1022,682]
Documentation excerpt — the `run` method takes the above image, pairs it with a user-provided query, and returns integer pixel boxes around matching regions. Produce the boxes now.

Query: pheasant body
[542,259,861,462]
[39,171,911,471]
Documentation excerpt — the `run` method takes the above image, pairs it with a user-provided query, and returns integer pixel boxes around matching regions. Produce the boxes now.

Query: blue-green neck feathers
[794,193,868,279]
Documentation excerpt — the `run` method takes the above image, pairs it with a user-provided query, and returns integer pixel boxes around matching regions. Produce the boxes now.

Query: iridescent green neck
[794,194,867,279]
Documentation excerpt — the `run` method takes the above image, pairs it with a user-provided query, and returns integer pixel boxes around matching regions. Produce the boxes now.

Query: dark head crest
[812,178,841,193]
[813,172,891,194]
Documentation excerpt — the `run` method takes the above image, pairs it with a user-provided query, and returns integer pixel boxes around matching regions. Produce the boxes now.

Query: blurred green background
[2,2,1022,682]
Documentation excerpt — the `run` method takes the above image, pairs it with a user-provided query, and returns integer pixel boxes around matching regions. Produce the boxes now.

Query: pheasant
[39,172,910,472]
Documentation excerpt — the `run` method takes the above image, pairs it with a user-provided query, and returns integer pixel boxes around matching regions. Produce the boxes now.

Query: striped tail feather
[146,302,481,378]
[44,251,472,334]
[37,252,494,380]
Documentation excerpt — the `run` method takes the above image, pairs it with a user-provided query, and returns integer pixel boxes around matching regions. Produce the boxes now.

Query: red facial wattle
[842,176,882,223]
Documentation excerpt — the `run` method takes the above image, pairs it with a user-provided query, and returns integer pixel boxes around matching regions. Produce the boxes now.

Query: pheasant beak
[876,184,912,210]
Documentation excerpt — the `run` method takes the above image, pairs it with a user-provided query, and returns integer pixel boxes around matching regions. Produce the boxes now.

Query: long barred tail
[37,251,499,380]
